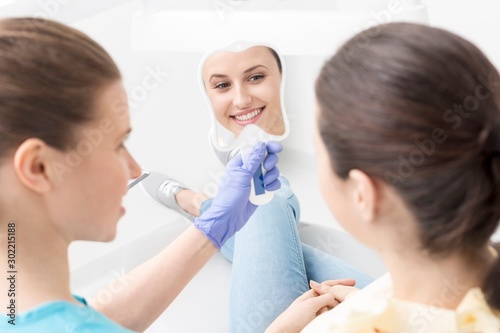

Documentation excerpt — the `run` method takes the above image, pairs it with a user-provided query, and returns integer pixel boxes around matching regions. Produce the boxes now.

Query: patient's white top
[302,273,500,333]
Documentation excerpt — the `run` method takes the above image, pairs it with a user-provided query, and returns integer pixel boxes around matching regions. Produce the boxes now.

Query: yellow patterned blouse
[302,273,500,333]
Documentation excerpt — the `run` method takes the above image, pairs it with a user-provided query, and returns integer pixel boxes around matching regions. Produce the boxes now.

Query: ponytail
[484,243,500,310]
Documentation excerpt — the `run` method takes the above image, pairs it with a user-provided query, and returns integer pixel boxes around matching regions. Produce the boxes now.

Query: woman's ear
[13,138,52,193]
[347,169,378,223]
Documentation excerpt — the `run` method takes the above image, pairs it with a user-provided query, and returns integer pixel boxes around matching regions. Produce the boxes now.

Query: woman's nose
[232,84,252,108]
[127,150,142,180]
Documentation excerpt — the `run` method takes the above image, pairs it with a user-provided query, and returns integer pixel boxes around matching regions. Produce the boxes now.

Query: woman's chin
[80,223,119,243]
[103,229,118,242]
[92,230,117,242]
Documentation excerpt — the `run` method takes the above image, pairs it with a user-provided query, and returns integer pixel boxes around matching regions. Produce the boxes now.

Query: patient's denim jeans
[200,176,373,333]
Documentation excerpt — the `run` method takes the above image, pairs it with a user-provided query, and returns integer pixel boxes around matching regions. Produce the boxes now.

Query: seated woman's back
[302,22,500,332]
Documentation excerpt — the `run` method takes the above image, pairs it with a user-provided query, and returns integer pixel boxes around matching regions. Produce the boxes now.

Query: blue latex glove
[194,141,282,249]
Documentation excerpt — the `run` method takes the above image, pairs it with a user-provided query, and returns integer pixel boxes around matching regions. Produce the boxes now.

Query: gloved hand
[194,141,282,249]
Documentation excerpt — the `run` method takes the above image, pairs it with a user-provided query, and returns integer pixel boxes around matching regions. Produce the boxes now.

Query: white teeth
[234,107,263,122]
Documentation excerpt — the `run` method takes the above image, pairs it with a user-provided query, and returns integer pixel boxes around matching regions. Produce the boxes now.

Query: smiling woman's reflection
[202,45,285,138]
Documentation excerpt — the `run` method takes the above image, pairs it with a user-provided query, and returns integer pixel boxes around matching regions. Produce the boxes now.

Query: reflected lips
[231,106,265,126]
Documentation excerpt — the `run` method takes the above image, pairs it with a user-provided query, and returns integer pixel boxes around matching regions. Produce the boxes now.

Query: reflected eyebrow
[209,74,228,82]
[208,65,269,82]
[244,65,268,74]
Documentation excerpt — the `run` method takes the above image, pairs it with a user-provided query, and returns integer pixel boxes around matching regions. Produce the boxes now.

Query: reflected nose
[232,84,252,109]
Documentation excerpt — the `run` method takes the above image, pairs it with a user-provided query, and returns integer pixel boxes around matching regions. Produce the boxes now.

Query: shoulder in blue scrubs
[1,295,135,332]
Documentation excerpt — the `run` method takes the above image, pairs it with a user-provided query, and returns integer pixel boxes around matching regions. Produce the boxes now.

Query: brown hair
[0,17,121,157]
[316,22,500,309]
[267,47,282,74]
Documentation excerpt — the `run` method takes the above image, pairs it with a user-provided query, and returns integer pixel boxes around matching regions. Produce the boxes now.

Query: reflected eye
[248,74,265,82]
[213,82,230,90]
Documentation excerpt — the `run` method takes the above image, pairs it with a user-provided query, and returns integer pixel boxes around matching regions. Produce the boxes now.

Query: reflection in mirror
[199,42,289,151]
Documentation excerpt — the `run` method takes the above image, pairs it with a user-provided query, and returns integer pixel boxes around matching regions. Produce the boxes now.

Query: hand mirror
[199,41,289,204]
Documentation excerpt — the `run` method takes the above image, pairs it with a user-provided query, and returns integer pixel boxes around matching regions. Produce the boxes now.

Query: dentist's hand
[194,142,282,249]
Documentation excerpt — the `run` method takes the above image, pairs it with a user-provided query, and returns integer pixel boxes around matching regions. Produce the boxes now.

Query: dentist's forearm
[90,225,217,332]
